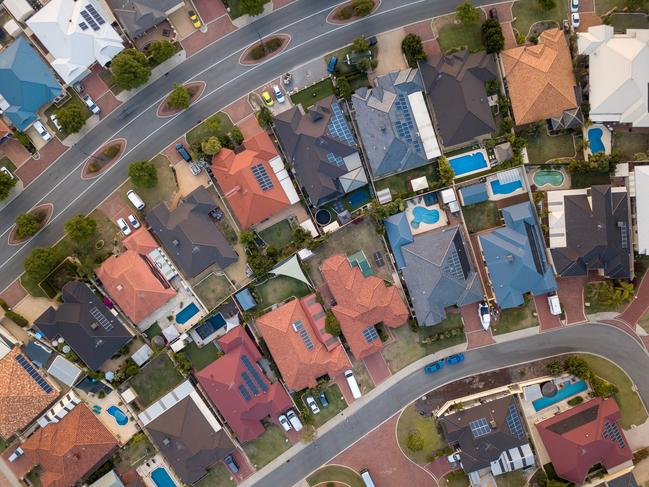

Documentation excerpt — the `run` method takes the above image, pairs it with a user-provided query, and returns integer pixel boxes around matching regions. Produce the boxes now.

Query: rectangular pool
[490,179,523,195]
[449,151,489,176]
[176,302,200,325]
[532,380,587,411]
[151,467,177,487]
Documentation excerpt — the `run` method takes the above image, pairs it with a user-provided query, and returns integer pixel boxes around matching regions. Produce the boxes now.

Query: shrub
[167,83,191,110]
[406,429,424,451]
[564,356,590,379]
[437,156,455,186]
[336,5,354,19]
[230,126,244,146]
[633,448,649,464]
[241,0,266,16]
[15,212,42,239]
[12,130,35,153]
[456,1,480,24]
[325,311,341,336]
[402,33,427,68]
[57,104,87,133]
[0,299,7,311]
[88,163,100,173]
[147,39,177,64]
[102,144,120,159]
[546,360,564,376]
[482,18,505,53]
[0,170,17,201]
[335,77,352,100]
[352,36,369,52]
[538,0,556,10]
[206,114,222,132]
[128,160,158,188]
[567,396,584,406]
[352,0,374,16]
[111,48,151,90]
[5,310,28,327]
[590,375,618,398]
[201,136,222,155]
[23,247,60,282]
[256,107,273,128]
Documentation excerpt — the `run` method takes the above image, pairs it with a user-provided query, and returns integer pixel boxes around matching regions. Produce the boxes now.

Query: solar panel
[242,372,259,395]
[241,355,268,393]
[469,418,490,438]
[362,326,379,343]
[90,306,114,332]
[326,152,345,167]
[506,404,525,439]
[326,102,355,146]
[239,384,251,401]
[80,10,99,31]
[85,4,105,25]
[293,320,314,349]
[251,164,273,191]
[603,421,625,449]
[79,22,88,31]
[15,354,53,394]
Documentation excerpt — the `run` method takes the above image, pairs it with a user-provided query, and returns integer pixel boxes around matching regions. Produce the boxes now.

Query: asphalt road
[246,324,649,487]
[0,0,497,292]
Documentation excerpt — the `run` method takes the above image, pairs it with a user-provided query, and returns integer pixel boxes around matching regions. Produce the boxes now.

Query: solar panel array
[241,355,268,392]
[86,4,106,25]
[326,152,345,168]
[373,251,385,267]
[469,418,491,438]
[16,354,53,394]
[603,421,625,449]
[394,94,423,155]
[252,164,274,191]
[443,246,466,282]
[327,102,355,146]
[362,326,379,343]
[79,21,88,31]
[293,320,314,350]
[89,306,114,332]
[80,9,99,31]
[506,403,525,439]
[239,384,251,401]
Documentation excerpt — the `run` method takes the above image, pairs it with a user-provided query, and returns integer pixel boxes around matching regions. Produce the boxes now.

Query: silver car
[33,120,52,141]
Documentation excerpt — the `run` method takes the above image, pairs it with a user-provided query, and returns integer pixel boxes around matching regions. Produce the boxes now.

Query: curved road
[0,0,497,292]
[246,324,649,487]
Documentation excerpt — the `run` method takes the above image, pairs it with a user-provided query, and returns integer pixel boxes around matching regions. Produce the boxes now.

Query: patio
[133,21,177,51]
[76,389,139,445]
[404,193,448,236]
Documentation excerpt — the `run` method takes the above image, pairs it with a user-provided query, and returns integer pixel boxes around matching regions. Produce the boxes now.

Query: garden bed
[8,204,53,244]
[327,0,379,24]
[157,81,206,117]
[240,34,290,65]
[81,139,126,178]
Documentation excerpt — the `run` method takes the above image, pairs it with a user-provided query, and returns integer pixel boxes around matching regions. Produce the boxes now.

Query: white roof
[27,0,124,84]
[299,218,319,237]
[121,387,137,403]
[47,354,82,386]
[162,325,180,342]
[269,155,300,204]
[3,19,23,37]
[410,176,429,192]
[635,166,649,254]
[3,0,34,21]
[440,188,457,203]
[407,91,441,159]
[130,343,153,366]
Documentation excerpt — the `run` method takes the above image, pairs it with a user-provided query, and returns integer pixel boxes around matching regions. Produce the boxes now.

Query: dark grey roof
[551,185,631,279]
[607,473,639,487]
[33,281,132,371]
[23,341,53,369]
[146,186,237,278]
[107,0,181,38]
[146,395,234,485]
[419,51,497,148]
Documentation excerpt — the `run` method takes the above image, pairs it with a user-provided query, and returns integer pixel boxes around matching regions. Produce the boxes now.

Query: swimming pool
[449,151,489,176]
[151,467,177,487]
[490,179,523,195]
[410,206,440,228]
[533,170,564,187]
[195,313,226,340]
[588,127,605,154]
[106,405,128,426]
[176,302,200,325]
[532,380,587,411]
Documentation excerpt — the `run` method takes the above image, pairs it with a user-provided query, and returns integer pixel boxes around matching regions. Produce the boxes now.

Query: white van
[126,190,145,210]
[360,469,376,487]
[548,293,562,316]
[345,369,361,399]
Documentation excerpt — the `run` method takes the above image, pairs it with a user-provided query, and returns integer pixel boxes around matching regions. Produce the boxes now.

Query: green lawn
[193,273,233,311]
[195,463,236,487]
[496,471,527,487]
[186,112,234,154]
[224,0,270,19]
[492,296,538,335]
[639,309,649,334]
[435,14,485,53]
[290,78,335,110]
[242,425,290,469]
[118,154,178,209]
[44,88,92,137]
[609,12,649,32]
[443,470,471,487]
[524,130,575,163]
[253,275,312,309]
[183,341,221,371]
[396,404,447,465]
[299,383,348,428]
[570,171,610,189]
[597,0,649,15]
[578,354,648,428]
[583,282,628,314]
[614,132,649,161]
[307,465,365,487]
[462,200,501,233]
[512,0,568,39]
[373,163,439,199]
[0,156,16,174]
[129,353,183,407]
[258,219,294,248]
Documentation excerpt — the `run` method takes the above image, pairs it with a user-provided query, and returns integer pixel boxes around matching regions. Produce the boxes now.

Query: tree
[168,83,191,110]
[563,356,590,379]
[147,40,177,64]
[325,311,341,336]
[256,106,273,128]
[537,0,556,10]
[241,0,265,16]
[481,18,505,53]
[201,136,222,155]
[352,36,369,52]
[401,33,427,68]
[501,116,514,132]
[406,429,424,451]
[15,213,41,239]
[206,114,221,133]
[546,360,564,376]
[111,48,152,90]
[352,0,374,16]
[64,214,97,243]
[128,160,158,188]
[24,247,59,282]
[0,171,17,201]
[357,58,371,73]
[456,1,480,24]
[230,126,244,146]
[437,156,455,186]
[56,104,87,133]
[239,230,256,247]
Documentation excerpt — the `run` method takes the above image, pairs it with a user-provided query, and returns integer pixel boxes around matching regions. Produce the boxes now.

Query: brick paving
[403,19,436,41]
[273,0,297,8]
[230,448,255,482]
[224,97,254,124]
[333,373,357,404]
[15,139,67,186]
[0,139,31,167]
[363,351,391,385]
[467,330,495,349]
[84,65,111,100]
[576,12,603,32]
[99,191,130,222]
[557,276,588,325]
[0,279,27,307]
[163,137,187,164]
[502,22,518,49]
[618,270,649,326]
[533,294,562,331]
[422,39,441,57]
[96,91,121,117]
[194,0,227,23]
[425,456,453,480]
[469,234,494,300]
[182,16,237,57]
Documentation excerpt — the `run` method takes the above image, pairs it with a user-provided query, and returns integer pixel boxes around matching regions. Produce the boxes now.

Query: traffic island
[157,81,206,117]
[239,34,290,65]
[327,0,380,24]
[81,138,127,179]
[8,203,53,245]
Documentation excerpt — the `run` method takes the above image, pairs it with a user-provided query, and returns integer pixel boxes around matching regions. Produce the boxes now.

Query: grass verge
[290,78,335,110]
[242,425,290,469]
[492,296,538,335]
[396,403,447,465]
[195,463,236,487]
[306,465,364,487]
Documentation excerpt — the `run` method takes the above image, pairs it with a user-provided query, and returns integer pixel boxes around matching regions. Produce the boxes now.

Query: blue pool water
[195,313,227,340]
[106,405,128,426]
[449,152,489,176]
[411,206,440,228]
[490,179,523,195]
[588,127,605,154]
[347,188,370,208]
[151,467,177,487]
[176,302,200,324]
[532,380,588,411]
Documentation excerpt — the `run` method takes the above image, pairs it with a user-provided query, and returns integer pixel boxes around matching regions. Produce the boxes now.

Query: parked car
[33,120,52,141]
[261,91,274,107]
[116,218,131,236]
[286,410,303,431]
[306,396,320,415]
[344,369,361,399]
[175,143,192,162]
[445,353,465,365]
[83,95,101,115]
[189,10,202,28]
[571,0,579,12]
[424,360,444,374]
[278,414,291,432]
[0,167,14,180]
[189,162,202,176]
[126,189,145,210]
[319,392,329,408]
[127,214,140,229]
[571,12,580,28]
[50,114,62,131]
[224,454,239,474]
[366,36,378,47]
[327,56,337,74]
[272,85,285,103]
[479,301,491,331]
[489,8,499,20]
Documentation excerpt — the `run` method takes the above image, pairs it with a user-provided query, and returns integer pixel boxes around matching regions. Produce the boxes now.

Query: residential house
[196,327,293,442]
[96,229,177,326]
[536,397,633,485]
[273,95,367,207]
[633,166,649,255]
[89,469,125,487]
[146,186,238,279]
[479,201,557,308]
[33,281,133,371]
[419,50,498,149]
[106,0,184,40]
[0,120,10,141]
[578,26,649,127]
[440,395,535,485]
[211,131,298,229]
[548,185,632,279]
[255,294,351,391]
[501,28,581,128]
[27,0,124,85]
[0,36,62,131]
[0,347,58,440]
[5,403,118,487]
[385,218,483,326]
[2,0,35,22]
[320,255,408,359]
[138,380,235,485]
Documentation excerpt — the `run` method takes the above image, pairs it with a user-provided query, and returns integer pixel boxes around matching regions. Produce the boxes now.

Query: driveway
[533,294,562,331]
[618,271,649,327]
[363,351,391,385]
[557,276,588,325]
[460,303,495,349]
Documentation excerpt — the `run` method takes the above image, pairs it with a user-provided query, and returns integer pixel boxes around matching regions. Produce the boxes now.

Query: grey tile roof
[107,0,182,38]
[146,186,237,278]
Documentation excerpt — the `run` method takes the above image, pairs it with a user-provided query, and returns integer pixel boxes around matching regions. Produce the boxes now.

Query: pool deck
[76,389,140,444]
[527,167,571,191]
[137,455,183,487]
[449,148,491,179]
[485,173,527,201]
[584,124,612,157]
[405,197,448,235]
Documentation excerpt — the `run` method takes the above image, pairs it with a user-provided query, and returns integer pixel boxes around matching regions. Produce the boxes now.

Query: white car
[571,12,580,29]
[50,114,62,131]
[273,85,285,104]
[83,95,101,115]
[286,410,303,431]
[278,414,291,432]
[479,301,491,331]
[116,218,131,236]
[33,120,52,141]
[571,0,579,12]
[127,214,140,229]
[306,396,320,415]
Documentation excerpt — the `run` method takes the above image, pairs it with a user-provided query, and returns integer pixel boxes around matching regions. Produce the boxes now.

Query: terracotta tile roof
[0,120,9,139]
[123,228,159,255]
[536,397,632,485]
[255,294,351,391]
[0,347,58,439]
[320,255,409,359]
[96,230,176,325]
[502,29,578,125]
[8,403,117,487]
[195,327,293,442]
[211,132,290,229]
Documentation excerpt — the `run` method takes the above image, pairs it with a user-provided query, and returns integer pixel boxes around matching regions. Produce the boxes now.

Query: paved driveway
[557,276,588,325]
[461,303,495,349]
[534,294,562,331]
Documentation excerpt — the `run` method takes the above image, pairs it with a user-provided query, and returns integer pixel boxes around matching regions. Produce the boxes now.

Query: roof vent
[163,438,171,447]
[489,419,497,429]
[90,322,99,330]
[192,246,200,254]
[172,239,179,246]
[116,285,123,292]
[505,254,514,262]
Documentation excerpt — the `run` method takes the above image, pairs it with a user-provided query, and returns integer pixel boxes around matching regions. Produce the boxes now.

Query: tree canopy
[0,171,17,201]
[482,18,505,53]
[230,126,244,146]
[537,0,556,10]
[256,106,273,128]
[128,160,158,188]
[352,0,374,16]
[241,0,265,16]
[167,83,191,110]
[147,40,177,64]
[57,104,87,133]
[111,49,152,90]
[24,247,59,282]
[15,213,41,239]
[65,214,97,243]
[401,33,427,68]
[352,36,369,52]
[456,1,480,24]
[201,136,222,155]
[437,156,455,186]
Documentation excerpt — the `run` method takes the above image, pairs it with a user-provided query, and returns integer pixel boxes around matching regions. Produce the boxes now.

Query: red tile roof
[255,294,351,391]
[536,397,632,484]
[211,132,290,229]
[0,120,9,139]
[96,229,176,324]
[320,255,409,359]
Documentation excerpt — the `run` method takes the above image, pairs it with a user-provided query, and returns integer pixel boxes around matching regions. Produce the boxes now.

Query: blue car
[327,56,338,74]
[445,353,465,365]
[424,360,444,374]
[175,143,192,162]
[319,392,329,408]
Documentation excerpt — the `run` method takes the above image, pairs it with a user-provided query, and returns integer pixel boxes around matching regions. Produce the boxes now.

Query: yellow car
[188,10,202,29]
[261,91,274,107]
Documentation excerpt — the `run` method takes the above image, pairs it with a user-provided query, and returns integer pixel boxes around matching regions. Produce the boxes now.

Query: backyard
[462,200,501,233]
[596,0,648,15]
[524,130,575,163]
[185,112,234,154]
[570,171,611,189]
[192,273,233,311]
[289,78,335,110]
[613,131,649,160]
[396,403,447,466]
[492,296,538,335]
[258,219,294,248]
[299,383,347,428]
[253,275,311,310]
[182,341,221,371]
[373,163,439,199]
[242,424,291,469]
[129,352,183,407]
[512,0,568,39]
[118,154,178,209]
[114,433,155,471]
[307,466,365,487]
[434,13,485,53]
[194,463,236,487]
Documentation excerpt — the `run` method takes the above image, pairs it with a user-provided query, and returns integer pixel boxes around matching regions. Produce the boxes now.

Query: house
[633,166,649,255]
[273,95,367,207]
[211,132,297,229]
[138,380,235,485]
[89,469,124,487]
[0,120,10,141]
[2,0,35,21]
[479,201,557,308]
[385,218,483,326]
[578,26,649,127]
[146,186,238,278]
[33,281,133,371]
[0,36,62,131]
[96,229,177,325]
[548,185,632,279]
[320,255,408,359]
[501,28,580,128]
[5,403,118,487]
[536,397,633,485]
[439,395,535,485]
[106,0,184,40]
[255,294,351,391]
[0,347,58,439]
[351,68,441,179]
[26,0,124,85]
[196,327,293,442]
[419,50,498,149]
